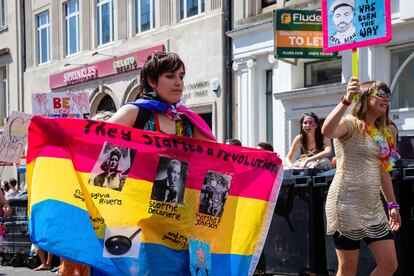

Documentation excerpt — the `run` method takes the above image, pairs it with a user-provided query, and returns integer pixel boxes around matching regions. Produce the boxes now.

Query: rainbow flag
[27,116,283,275]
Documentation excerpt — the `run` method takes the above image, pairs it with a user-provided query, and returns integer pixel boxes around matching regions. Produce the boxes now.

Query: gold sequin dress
[325,116,390,240]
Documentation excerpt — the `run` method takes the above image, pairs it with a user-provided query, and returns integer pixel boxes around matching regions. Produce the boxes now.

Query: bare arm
[107,104,139,128]
[306,136,332,162]
[285,135,301,167]
[192,128,215,141]
[389,123,398,145]
[380,168,401,231]
[322,77,360,139]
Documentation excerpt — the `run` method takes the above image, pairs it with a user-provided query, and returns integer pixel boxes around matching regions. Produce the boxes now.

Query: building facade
[0,0,26,181]
[0,0,25,129]
[229,0,414,159]
[24,0,228,141]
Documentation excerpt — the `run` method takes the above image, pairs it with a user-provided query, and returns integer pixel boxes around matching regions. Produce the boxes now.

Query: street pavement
[0,265,54,275]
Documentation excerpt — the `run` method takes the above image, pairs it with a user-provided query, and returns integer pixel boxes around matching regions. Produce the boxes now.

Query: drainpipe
[223,0,233,140]
[18,0,26,111]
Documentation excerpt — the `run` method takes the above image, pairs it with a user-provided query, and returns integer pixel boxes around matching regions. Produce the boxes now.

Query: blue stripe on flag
[29,200,253,275]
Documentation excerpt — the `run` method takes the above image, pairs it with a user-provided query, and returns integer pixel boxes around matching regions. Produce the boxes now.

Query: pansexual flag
[27,116,283,275]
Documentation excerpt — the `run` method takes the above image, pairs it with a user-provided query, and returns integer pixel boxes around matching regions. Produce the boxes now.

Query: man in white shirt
[329,0,356,45]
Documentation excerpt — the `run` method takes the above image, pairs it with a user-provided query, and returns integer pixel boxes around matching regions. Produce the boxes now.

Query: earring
[148,91,157,97]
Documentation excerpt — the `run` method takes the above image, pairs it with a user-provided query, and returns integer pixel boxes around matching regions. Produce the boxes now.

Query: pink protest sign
[322,0,391,53]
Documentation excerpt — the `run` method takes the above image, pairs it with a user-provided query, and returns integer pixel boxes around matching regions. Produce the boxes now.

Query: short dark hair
[9,178,17,187]
[138,51,185,97]
[101,148,122,172]
[225,138,242,146]
[257,142,274,152]
[333,3,354,12]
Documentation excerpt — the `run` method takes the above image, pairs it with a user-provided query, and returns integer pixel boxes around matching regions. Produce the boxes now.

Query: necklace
[365,123,398,172]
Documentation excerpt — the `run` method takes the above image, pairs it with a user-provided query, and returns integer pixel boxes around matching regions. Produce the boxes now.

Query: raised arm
[285,135,301,167]
[322,77,360,139]
[107,104,139,128]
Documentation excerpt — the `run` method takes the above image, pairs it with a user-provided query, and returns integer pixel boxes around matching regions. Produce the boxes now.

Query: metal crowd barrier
[256,160,414,276]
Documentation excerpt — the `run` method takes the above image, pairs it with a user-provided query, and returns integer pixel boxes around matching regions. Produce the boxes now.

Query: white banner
[32,90,90,118]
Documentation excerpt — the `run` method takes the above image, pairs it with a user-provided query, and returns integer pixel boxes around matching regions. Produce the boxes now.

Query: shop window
[262,0,276,8]
[65,0,79,56]
[390,46,414,109]
[398,136,414,159]
[97,94,117,113]
[305,58,342,87]
[266,70,273,142]
[97,0,114,46]
[0,0,5,27]
[135,0,155,34]
[199,113,212,130]
[180,0,205,20]
[0,66,8,125]
[37,11,50,64]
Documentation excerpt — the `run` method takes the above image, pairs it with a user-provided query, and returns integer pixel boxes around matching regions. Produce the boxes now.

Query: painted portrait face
[212,190,224,209]
[333,6,354,33]
[109,154,120,170]
[210,179,218,188]
[150,66,185,105]
[169,162,181,185]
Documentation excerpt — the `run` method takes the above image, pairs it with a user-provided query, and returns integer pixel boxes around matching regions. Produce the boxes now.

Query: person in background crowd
[5,178,19,199]
[33,249,53,271]
[322,77,400,276]
[0,186,12,217]
[225,138,242,146]
[285,112,332,171]
[257,142,274,152]
[1,180,10,194]
[108,51,215,142]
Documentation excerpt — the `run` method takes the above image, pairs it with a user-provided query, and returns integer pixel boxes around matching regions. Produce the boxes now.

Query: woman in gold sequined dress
[322,77,401,276]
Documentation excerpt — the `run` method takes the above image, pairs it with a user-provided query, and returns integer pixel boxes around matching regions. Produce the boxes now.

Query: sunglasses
[303,112,315,116]
[369,90,391,100]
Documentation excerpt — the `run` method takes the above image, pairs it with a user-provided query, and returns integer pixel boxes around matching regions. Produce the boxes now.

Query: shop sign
[113,57,137,72]
[182,81,212,104]
[63,66,98,85]
[50,44,164,89]
[274,10,337,59]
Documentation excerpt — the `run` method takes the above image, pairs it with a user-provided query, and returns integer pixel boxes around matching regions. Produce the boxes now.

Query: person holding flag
[108,51,215,141]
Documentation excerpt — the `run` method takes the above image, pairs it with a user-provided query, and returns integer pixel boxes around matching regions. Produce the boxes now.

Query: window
[97,0,114,46]
[305,58,342,87]
[97,94,117,113]
[0,66,8,124]
[65,0,79,56]
[262,0,276,8]
[390,46,414,109]
[37,11,50,64]
[0,0,5,27]
[265,70,273,142]
[135,0,155,34]
[180,0,205,20]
